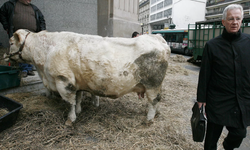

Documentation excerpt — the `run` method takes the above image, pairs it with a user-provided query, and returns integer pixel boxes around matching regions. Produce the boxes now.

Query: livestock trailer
[188,15,250,62]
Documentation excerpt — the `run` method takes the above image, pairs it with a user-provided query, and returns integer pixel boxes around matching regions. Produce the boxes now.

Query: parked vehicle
[152,29,192,55]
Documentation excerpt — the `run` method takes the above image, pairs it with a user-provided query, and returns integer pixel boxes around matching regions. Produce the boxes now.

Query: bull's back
[43,33,169,97]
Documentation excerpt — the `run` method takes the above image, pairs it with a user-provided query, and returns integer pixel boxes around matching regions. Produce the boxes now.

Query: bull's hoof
[93,102,99,107]
[65,119,73,126]
[142,119,154,127]
[76,107,82,114]
[154,112,160,118]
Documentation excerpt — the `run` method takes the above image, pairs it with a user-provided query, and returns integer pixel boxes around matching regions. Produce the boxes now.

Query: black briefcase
[190,102,207,142]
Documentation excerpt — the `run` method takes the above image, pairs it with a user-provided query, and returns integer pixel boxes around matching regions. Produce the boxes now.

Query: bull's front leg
[67,104,76,126]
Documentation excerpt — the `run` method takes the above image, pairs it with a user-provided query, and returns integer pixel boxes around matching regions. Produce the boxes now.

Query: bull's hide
[6,29,171,125]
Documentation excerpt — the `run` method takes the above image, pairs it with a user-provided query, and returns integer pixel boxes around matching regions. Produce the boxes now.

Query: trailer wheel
[184,48,189,56]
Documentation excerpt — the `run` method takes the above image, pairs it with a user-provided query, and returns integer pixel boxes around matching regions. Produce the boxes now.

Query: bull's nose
[3,53,10,62]
[3,53,10,58]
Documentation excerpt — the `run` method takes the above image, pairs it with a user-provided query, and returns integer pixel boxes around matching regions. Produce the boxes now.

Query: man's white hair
[222,4,244,20]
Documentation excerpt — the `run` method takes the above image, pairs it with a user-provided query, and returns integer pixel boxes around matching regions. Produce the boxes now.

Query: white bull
[5,29,171,125]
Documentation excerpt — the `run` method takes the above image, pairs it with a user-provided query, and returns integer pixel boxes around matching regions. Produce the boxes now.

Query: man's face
[19,0,31,5]
[222,8,242,33]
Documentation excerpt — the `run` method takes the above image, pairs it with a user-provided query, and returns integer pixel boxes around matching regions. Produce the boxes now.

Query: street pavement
[235,127,250,150]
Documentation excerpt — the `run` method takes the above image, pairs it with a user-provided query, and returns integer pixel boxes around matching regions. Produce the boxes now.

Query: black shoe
[223,141,234,150]
[32,65,37,71]
[22,72,28,78]
[28,70,35,76]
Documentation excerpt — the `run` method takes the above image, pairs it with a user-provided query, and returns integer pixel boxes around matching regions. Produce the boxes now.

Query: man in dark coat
[197,4,250,150]
[0,0,46,77]
[132,31,139,38]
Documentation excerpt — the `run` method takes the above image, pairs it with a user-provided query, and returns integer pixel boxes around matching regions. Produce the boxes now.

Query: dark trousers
[19,63,33,72]
[204,121,247,150]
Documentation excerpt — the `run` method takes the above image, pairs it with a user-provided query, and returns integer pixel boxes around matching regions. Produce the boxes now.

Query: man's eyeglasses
[226,17,242,23]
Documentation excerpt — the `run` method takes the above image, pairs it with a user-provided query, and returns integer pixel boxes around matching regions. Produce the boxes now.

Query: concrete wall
[0,0,98,47]
[97,0,113,37]
[98,0,140,38]
[172,0,206,29]
[112,0,141,38]
[148,0,206,32]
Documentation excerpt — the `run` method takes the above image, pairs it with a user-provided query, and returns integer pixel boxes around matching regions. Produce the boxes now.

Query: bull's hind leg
[145,88,162,121]
[55,77,77,126]
[91,94,99,107]
[76,91,83,114]
[82,92,99,107]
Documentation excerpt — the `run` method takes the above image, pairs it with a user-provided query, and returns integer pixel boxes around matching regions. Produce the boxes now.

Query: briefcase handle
[200,104,207,121]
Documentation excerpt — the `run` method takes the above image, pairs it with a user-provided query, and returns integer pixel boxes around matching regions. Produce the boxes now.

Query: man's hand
[197,102,206,108]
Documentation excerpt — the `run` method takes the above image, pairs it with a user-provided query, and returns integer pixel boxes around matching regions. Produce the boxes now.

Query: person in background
[132,31,139,38]
[197,4,250,150]
[0,0,46,77]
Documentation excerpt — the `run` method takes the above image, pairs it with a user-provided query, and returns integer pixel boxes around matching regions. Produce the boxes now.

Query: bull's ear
[13,30,26,44]
[13,33,20,43]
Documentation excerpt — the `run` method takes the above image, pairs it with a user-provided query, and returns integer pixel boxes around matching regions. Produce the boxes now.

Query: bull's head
[4,29,31,63]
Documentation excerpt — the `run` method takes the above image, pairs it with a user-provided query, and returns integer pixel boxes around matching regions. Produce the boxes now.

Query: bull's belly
[78,77,140,99]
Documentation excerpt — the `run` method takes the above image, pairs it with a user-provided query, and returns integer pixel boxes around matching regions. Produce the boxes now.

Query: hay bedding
[0,46,9,66]
[0,108,9,117]
[0,55,225,150]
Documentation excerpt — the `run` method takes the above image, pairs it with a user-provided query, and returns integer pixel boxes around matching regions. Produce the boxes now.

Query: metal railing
[206,6,250,16]
[206,0,235,7]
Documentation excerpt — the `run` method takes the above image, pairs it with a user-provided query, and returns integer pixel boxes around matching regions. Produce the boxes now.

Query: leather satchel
[190,102,207,142]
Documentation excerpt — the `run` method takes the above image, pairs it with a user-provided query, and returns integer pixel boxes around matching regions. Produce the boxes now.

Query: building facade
[149,0,206,32]
[206,0,250,20]
[139,0,150,34]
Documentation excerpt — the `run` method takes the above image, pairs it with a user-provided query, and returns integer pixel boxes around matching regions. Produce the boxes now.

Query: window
[176,34,184,43]
[156,12,163,19]
[164,0,172,7]
[151,5,157,13]
[170,34,176,42]
[157,2,163,10]
[151,0,157,5]
[164,8,172,18]
[150,14,156,21]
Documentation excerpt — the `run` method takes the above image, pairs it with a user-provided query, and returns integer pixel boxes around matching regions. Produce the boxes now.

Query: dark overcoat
[197,28,250,128]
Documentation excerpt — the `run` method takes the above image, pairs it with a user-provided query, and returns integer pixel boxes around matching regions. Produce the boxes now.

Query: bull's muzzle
[3,53,10,62]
